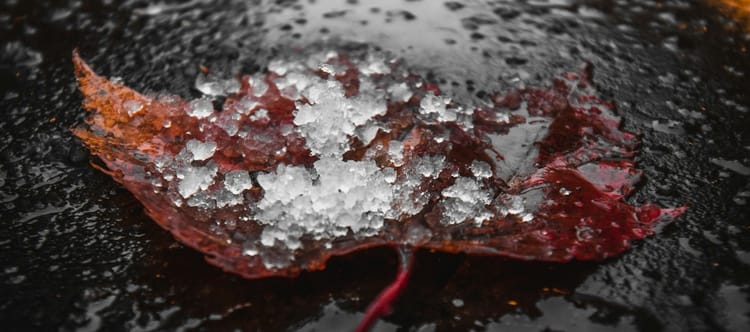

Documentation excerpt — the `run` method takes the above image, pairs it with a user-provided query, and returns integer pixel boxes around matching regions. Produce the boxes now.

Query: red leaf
[72,48,685,330]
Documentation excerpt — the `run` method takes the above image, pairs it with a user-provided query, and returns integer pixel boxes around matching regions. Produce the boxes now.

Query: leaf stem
[355,246,415,332]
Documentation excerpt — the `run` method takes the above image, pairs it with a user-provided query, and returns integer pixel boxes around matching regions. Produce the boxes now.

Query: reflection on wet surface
[710,0,750,29]
[1,0,750,331]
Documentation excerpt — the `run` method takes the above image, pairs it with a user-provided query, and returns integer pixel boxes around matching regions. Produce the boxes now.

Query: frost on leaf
[72,48,685,280]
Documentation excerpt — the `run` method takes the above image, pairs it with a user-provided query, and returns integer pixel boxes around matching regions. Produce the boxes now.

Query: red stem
[355,247,415,332]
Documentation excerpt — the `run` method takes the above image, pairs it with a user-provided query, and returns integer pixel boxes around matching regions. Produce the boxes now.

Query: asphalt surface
[1,0,749,331]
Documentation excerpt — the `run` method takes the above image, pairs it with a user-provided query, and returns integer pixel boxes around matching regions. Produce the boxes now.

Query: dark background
[1,0,749,331]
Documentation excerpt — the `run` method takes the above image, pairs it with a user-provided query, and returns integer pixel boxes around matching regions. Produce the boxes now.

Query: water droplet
[123,100,143,116]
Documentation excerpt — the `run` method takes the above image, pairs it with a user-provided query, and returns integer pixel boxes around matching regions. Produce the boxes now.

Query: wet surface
[1,0,749,331]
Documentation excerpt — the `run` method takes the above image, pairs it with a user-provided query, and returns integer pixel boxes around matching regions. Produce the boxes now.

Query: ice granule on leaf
[176,163,218,199]
[187,97,214,119]
[388,83,413,102]
[388,141,405,167]
[504,195,526,215]
[213,188,245,208]
[216,113,241,136]
[318,62,349,76]
[184,139,217,161]
[420,92,456,122]
[387,155,448,219]
[123,100,144,116]
[223,170,253,195]
[249,108,269,122]
[415,155,446,178]
[440,177,494,226]
[268,59,293,75]
[470,160,493,178]
[237,98,259,115]
[275,72,314,100]
[186,190,215,209]
[358,52,391,75]
[248,76,268,97]
[354,122,382,145]
[185,188,245,209]
[195,73,240,97]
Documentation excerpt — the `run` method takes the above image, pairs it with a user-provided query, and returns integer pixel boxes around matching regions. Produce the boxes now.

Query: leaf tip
[72,48,97,85]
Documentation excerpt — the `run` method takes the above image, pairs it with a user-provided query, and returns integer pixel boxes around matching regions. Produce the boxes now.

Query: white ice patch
[174,52,499,257]
[255,158,394,249]
[440,177,494,226]
[293,78,387,156]
[148,51,512,260]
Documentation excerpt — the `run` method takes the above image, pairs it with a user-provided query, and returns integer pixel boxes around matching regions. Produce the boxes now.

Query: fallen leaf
[72,48,685,331]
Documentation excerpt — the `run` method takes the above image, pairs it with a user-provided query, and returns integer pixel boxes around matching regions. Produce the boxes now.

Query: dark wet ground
[1,0,749,331]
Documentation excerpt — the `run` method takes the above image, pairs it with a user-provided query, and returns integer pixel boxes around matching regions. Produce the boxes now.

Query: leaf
[72,48,685,331]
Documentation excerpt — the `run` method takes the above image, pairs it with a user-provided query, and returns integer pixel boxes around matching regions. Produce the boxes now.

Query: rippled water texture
[1,0,749,331]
